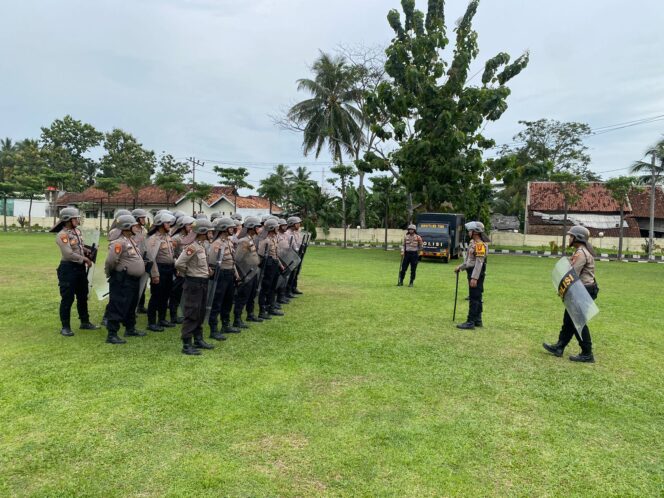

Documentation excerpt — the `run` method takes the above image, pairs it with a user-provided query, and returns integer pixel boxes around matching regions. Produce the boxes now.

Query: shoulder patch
[186,246,194,256]
[475,242,486,257]
[114,243,122,254]
[60,234,68,244]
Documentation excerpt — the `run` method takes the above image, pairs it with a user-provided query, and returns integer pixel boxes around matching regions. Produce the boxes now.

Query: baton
[453,270,459,322]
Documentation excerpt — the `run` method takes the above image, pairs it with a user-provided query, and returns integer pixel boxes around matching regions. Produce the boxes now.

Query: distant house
[627,186,664,237]
[490,214,520,232]
[56,184,282,223]
[525,181,641,237]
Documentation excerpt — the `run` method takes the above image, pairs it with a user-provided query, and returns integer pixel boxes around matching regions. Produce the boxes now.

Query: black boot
[222,321,240,334]
[209,324,226,341]
[124,328,146,337]
[286,291,296,299]
[408,280,414,287]
[268,307,284,316]
[543,342,564,357]
[474,321,483,327]
[292,288,303,295]
[397,279,403,287]
[233,316,249,329]
[80,322,100,330]
[570,343,594,363]
[456,321,475,330]
[169,310,184,325]
[246,313,263,323]
[106,333,126,344]
[148,323,164,332]
[194,336,215,350]
[258,308,272,320]
[60,327,74,337]
[159,319,175,328]
[182,339,201,356]
[101,317,108,327]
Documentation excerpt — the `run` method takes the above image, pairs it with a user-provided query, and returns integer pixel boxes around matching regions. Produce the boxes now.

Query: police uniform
[175,238,214,353]
[286,222,304,295]
[133,225,149,313]
[457,238,488,328]
[104,232,145,342]
[257,229,282,318]
[168,231,186,324]
[233,230,261,324]
[245,231,263,320]
[55,225,96,335]
[399,229,423,286]
[275,227,291,305]
[146,230,176,329]
[207,234,238,337]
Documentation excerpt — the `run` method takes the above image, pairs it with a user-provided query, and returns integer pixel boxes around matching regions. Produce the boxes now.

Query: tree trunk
[28,197,33,232]
[648,158,656,260]
[269,199,272,215]
[618,204,624,260]
[342,180,347,249]
[99,198,103,232]
[3,197,7,232]
[407,193,414,224]
[384,196,389,251]
[561,202,568,255]
[358,170,366,229]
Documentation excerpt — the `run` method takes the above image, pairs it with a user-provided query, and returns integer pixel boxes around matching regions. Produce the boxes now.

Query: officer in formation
[132,209,150,313]
[51,207,100,336]
[543,226,598,363]
[398,224,423,287]
[454,221,489,330]
[52,209,309,356]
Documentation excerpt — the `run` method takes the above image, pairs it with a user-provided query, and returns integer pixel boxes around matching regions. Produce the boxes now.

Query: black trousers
[169,275,185,319]
[181,277,208,341]
[57,262,90,328]
[106,271,140,334]
[148,263,174,324]
[259,259,280,310]
[138,288,146,309]
[466,269,485,323]
[558,284,598,352]
[245,277,259,315]
[235,277,257,318]
[288,266,300,291]
[209,269,235,327]
[400,251,419,282]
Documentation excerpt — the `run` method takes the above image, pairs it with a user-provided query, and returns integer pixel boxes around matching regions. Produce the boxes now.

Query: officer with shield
[146,212,176,331]
[132,208,150,313]
[286,216,304,296]
[207,217,240,340]
[543,226,598,363]
[104,215,147,344]
[169,215,195,324]
[51,207,99,336]
[235,216,264,324]
[257,218,284,319]
[398,224,423,287]
[175,219,215,355]
[454,221,489,330]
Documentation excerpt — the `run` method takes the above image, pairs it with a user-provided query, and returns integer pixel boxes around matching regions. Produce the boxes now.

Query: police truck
[416,212,465,263]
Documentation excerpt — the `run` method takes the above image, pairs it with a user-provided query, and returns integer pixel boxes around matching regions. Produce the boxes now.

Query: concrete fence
[317,227,662,253]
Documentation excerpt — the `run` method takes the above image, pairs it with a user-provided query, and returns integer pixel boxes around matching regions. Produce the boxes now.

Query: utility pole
[648,152,656,260]
[188,157,205,215]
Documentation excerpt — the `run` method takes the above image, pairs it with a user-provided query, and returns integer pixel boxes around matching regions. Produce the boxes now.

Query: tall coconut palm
[630,139,664,260]
[288,52,363,164]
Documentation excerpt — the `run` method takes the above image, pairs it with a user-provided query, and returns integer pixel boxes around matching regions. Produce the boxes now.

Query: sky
[1,0,663,192]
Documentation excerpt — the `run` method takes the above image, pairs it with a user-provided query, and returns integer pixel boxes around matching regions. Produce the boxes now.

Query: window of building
[85,211,98,219]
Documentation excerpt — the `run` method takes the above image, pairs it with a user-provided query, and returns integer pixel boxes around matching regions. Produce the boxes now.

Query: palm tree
[605,176,638,260]
[288,52,363,164]
[630,139,664,260]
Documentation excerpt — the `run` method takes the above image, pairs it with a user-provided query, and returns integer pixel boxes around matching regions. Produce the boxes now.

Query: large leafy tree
[605,175,638,260]
[258,164,293,212]
[630,139,664,260]
[155,154,189,208]
[95,177,121,230]
[328,163,356,247]
[365,0,529,223]
[40,115,103,190]
[186,183,213,214]
[213,167,253,213]
[100,129,156,182]
[286,52,363,163]
[14,139,47,230]
[551,171,587,253]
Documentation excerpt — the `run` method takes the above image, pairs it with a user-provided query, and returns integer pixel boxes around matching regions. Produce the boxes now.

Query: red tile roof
[203,186,237,207]
[236,195,282,212]
[528,182,628,213]
[626,186,664,219]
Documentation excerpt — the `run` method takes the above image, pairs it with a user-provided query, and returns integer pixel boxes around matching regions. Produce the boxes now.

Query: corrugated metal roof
[533,212,628,229]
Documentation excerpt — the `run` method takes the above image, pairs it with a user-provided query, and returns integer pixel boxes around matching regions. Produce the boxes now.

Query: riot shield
[80,226,101,295]
[137,235,161,312]
[235,242,260,285]
[278,246,302,274]
[551,257,599,333]
[205,245,224,321]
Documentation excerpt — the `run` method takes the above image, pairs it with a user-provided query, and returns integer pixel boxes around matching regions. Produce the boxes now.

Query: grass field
[0,232,663,497]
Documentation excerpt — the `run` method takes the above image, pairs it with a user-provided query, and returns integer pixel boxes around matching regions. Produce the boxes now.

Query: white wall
[11,199,50,218]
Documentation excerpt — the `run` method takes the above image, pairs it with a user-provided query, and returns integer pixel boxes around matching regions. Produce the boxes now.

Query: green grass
[0,232,662,497]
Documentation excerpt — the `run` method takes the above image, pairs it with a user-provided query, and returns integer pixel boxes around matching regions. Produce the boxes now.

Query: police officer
[257,218,284,319]
[146,212,176,332]
[208,217,240,340]
[132,208,150,313]
[108,209,132,242]
[169,215,195,324]
[286,216,303,296]
[51,207,99,336]
[454,221,489,330]
[543,226,598,363]
[104,215,147,344]
[398,224,423,287]
[233,216,262,327]
[274,218,291,306]
[175,219,215,355]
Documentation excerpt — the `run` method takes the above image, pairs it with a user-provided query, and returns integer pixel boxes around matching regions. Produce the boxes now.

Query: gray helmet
[131,208,148,220]
[278,218,288,227]
[568,225,590,243]
[231,213,243,221]
[234,220,242,227]
[60,207,81,222]
[210,212,222,222]
[264,218,279,232]
[407,224,416,230]
[195,213,209,220]
[287,216,302,226]
[174,215,195,232]
[156,210,174,218]
[117,214,139,231]
[244,216,261,229]
[260,214,270,224]
[465,221,485,233]
[192,219,214,234]
[172,210,186,220]
[153,212,176,227]
[114,209,132,218]
[214,217,235,233]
